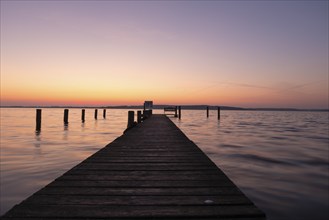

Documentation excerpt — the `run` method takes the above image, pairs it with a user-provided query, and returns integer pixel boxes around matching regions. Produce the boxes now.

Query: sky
[1,0,328,108]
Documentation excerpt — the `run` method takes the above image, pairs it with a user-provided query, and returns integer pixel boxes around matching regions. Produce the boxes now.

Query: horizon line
[0,105,328,112]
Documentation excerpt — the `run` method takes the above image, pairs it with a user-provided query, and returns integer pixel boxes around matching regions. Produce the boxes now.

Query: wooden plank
[84,157,212,163]
[2,218,265,220]
[4,205,265,219]
[63,170,226,176]
[72,163,218,171]
[35,187,242,196]
[48,180,235,188]
[95,152,205,157]
[24,194,253,205]
[57,173,228,181]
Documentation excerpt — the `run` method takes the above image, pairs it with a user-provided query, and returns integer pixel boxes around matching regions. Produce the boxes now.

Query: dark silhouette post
[36,109,41,131]
[81,109,85,122]
[137,110,142,123]
[218,106,221,120]
[127,111,134,128]
[64,109,69,125]
[175,106,178,117]
[178,106,181,119]
[94,109,98,120]
[103,109,106,118]
[206,106,209,118]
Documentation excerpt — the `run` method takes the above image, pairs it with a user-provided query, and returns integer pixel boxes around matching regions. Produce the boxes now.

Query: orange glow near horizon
[2,80,327,109]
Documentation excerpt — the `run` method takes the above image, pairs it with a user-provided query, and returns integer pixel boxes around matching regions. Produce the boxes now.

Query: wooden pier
[2,114,265,219]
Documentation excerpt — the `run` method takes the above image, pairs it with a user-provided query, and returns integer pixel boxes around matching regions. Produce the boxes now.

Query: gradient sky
[1,1,328,108]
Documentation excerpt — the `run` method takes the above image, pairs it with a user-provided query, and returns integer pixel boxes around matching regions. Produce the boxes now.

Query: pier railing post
[81,109,85,122]
[64,109,69,125]
[103,109,106,118]
[218,106,221,120]
[36,109,41,131]
[175,106,178,118]
[127,111,135,128]
[137,110,142,123]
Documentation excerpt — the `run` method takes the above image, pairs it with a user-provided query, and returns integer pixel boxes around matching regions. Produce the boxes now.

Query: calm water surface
[172,110,329,220]
[0,108,328,220]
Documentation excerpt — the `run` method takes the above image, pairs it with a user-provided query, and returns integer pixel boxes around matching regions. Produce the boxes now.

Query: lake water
[0,108,328,219]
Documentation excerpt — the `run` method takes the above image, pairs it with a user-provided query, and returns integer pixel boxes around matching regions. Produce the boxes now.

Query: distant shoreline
[0,105,328,112]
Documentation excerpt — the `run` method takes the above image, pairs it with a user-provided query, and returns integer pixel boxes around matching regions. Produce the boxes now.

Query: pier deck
[2,114,265,219]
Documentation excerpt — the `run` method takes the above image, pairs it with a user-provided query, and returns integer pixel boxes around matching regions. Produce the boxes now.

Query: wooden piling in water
[175,106,178,118]
[206,106,209,118]
[81,109,85,122]
[178,106,181,119]
[218,106,221,120]
[64,109,69,125]
[36,109,41,131]
[94,109,98,120]
[103,109,106,119]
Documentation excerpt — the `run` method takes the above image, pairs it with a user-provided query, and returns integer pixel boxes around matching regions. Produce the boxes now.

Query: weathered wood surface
[2,114,266,219]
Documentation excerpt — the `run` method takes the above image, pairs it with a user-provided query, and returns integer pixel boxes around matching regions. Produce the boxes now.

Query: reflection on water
[171,110,329,220]
[0,108,132,215]
[0,108,328,220]
[34,132,41,149]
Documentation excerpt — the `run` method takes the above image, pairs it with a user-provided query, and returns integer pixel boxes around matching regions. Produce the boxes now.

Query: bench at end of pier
[164,106,177,116]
